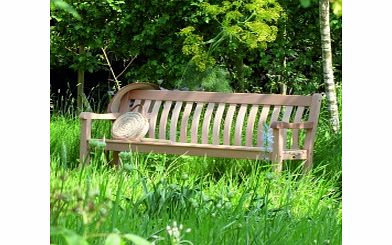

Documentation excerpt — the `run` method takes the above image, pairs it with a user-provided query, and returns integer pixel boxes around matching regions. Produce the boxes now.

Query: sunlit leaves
[331,0,342,17]
[51,0,81,20]
[179,0,282,71]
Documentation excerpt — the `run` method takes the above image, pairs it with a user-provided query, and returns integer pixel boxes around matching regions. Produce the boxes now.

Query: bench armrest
[80,112,120,120]
[270,121,314,129]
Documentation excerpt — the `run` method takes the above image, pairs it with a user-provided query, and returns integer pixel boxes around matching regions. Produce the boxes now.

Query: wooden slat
[270,105,281,125]
[234,104,248,146]
[223,104,236,145]
[148,100,162,138]
[201,103,215,144]
[80,112,119,120]
[170,101,183,142]
[127,90,313,106]
[190,102,205,143]
[131,99,142,112]
[119,94,130,113]
[143,100,152,114]
[281,106,293,149]
[257,105,270,146]
[212,103,225,145]
[271,121,313,129]
[159,101,173,139]
[291,106,305,149]
[179,102,193,143]
[245,105,259,146]
[95,139,308,161]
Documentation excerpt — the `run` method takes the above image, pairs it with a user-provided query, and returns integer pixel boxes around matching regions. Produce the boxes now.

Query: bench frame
[80,83,322,173]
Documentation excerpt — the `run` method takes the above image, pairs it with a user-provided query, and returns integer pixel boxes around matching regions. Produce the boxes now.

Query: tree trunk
[320,0,340,132]
[76,45,85,112]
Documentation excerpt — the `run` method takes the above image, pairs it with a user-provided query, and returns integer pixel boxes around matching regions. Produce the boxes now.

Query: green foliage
[51,0,81,20]
[51,0,342,100]
[177,64,232,92]
[253,0,342,94]
[50,150,341,244]
[179,0,282,90]
[331,0,342,17]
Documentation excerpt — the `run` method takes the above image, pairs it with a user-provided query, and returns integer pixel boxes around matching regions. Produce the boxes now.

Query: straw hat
[112,104,149,140]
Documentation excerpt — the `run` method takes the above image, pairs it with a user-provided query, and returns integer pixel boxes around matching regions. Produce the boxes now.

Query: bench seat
[91,138,308,161]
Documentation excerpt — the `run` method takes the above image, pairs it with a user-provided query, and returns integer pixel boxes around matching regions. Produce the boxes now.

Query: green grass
[50,89,342,244]
[50,151,341,244]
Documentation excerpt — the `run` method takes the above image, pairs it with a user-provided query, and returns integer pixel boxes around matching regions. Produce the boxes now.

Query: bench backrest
[110,89,322,150]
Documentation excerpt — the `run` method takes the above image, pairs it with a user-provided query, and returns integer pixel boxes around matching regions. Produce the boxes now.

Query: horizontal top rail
[126,90,314,106]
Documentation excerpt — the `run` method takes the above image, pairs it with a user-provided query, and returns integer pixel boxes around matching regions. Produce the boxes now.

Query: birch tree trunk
[319,0,340,132]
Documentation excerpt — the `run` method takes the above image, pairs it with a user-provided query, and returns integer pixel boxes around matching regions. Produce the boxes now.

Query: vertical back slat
[170,101,183,142]
[212,103,225,145]
[180,102,193,142]
[159,101,173,139]
[234,104,248,146]
[148,100,162,138]
[281,106,293,149]
[132,99,142,112]
[191,102,205,143]
[223,104,236,145]
[201,103,215,144]
[246,105,259,146]
[270,106,281,125]
[257,105,271,146]
[143,100,152,114]
[292,106,305,149]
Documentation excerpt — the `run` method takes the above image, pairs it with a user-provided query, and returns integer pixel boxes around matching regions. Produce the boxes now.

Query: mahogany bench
[80,82,322,172]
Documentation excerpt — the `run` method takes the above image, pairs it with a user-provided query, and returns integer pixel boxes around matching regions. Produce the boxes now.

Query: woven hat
[112,104,149,140]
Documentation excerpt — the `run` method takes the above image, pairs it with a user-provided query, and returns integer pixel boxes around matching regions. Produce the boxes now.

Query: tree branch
[116,55,138,79]
[101,47,121,91]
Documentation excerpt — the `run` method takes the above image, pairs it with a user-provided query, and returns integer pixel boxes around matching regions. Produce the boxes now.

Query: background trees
[50,0,342,124]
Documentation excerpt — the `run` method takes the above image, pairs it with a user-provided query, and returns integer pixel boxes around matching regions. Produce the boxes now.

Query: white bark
[320,0,340,132]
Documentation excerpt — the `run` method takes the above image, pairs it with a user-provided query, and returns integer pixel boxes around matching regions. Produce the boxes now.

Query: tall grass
[50,87,342,244]
[51,152,341,244]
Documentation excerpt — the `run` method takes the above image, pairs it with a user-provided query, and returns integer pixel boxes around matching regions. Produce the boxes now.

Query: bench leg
[80,118,91,165]
[79,139,90,165]
[112,151,120,167]
[272,128,284,173]
[303,152,313,174]
[273,159,283,173]
[303,128,315,174]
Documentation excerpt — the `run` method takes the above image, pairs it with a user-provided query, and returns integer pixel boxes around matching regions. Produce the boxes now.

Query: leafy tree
[179,0,283,92]
[50,0,342,113]
[51,0,137,111]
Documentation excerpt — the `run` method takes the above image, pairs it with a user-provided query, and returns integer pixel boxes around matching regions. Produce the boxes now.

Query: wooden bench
[80,82,322,172]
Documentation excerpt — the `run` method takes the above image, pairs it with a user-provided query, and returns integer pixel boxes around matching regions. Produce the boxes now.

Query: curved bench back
[107,82,160,113]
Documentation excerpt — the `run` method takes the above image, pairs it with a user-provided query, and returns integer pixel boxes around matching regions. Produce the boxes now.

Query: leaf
[51,0,81,20]
[50,227,89,245]
[331,0,342,17]
[104,234,122,245]
[123,234,152,245]
[299,0,311,8]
